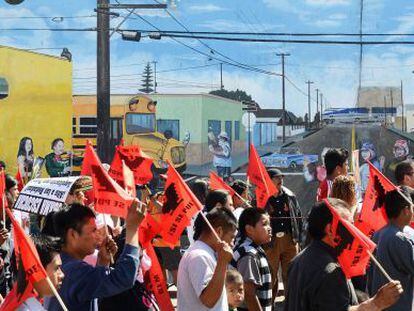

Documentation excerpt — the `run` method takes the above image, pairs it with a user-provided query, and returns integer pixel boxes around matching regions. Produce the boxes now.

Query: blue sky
[1,0,414,117]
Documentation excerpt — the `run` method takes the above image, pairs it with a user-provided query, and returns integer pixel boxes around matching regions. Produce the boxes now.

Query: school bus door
[110,117,123,152]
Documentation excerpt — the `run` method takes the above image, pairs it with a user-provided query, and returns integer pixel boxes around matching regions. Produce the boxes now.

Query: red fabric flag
[122,161,137,198]
[83,144,135,218]
[324,199,376,279]
[159,162,203,245]
[144,244,174,311]
[7,208,47,284]
[109,145,153,186]
[15,170,24,192]
[356,161,397,237]
[0,170,6,210]
[247,144,278,208]
[209,171,236,197]
[0,282,35,311]
[139,213,162,249]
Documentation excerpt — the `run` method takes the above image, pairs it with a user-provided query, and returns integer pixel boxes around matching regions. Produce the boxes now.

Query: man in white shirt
[177,207,237,311]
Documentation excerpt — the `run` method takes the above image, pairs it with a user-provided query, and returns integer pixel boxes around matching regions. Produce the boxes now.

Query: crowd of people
[0,146,413,311]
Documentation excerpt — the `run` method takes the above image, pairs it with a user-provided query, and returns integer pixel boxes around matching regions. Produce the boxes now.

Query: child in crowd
[225,269,244,311]
[232,208,273,311]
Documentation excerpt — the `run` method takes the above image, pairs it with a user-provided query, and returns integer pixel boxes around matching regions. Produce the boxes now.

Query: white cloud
[188,4,227,13]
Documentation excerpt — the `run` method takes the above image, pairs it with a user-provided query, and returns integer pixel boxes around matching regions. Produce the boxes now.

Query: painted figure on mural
[208,130,232,179]
[17,137,34,181]
[45,138,82,177]
[359,142,385,195]
[388,139,411,175]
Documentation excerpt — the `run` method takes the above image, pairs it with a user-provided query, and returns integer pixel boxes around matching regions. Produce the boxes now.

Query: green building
[151,93,246,166]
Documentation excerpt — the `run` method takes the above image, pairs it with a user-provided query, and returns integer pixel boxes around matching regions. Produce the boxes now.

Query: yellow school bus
[72,94,186,172]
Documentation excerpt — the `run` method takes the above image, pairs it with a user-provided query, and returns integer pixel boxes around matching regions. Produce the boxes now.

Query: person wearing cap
[209,131,232,179]
[264,168,302,300]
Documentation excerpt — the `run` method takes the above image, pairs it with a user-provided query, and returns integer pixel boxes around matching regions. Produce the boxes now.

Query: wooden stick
[367,250,392,282]
[46,276,68,311]
[234,191,252,208]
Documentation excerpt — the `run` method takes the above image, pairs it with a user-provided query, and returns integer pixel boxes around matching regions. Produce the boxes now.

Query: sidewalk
[184,131,309,177]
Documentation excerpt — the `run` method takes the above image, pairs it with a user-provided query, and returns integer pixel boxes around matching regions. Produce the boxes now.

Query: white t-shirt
[17,297,46,311]
[177,240,228,311]
[233,207,244,221]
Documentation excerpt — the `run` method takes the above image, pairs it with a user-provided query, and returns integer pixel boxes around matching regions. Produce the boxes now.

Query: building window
[72,117,77,135]
[79,117,97,135]
[208,120,221,137]
[225,121,232,145]
[234,121,240,140]
[0,77,9,100]
[157,119,180,140]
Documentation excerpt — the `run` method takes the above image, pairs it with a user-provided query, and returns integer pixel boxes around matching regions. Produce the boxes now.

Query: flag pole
[199,211,221,242]
[45,276,68,311]
[367,250,392,282]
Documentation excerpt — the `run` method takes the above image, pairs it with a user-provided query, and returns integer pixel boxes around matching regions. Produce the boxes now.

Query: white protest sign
[13,176,80,216]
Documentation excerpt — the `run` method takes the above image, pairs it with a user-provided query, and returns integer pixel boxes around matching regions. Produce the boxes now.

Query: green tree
[139,63,154,94]
[209,88,253,102]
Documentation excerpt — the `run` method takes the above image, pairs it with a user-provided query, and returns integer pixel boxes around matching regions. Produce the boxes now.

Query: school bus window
[125,113,156,134]
[0,77,9,100]
[79,117,97,135]
[72,117,77,135]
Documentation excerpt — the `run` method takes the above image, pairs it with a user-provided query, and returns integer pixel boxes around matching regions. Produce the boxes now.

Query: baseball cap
[267,168,284,179]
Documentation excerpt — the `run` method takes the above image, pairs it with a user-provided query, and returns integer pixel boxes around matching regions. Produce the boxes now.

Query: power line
[0,15,97,20]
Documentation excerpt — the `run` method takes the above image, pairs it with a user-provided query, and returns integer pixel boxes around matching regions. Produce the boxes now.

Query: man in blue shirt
[368,187,414,311]
[47,200,144,311]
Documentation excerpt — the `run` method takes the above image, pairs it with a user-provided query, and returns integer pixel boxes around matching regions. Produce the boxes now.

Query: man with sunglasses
[264,168,302,301]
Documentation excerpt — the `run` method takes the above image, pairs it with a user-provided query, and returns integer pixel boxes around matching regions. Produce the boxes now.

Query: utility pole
[97,0,111,163]
[401,80,405,132]
[306,81,313,129]
[96,1,166,162]
[320,92,323,126]
[384,96,387,125]
[152,61,157,93]
[220,63,224,90]
[315,88,319,126]
[390,89,394,125]
[277,53,290,143]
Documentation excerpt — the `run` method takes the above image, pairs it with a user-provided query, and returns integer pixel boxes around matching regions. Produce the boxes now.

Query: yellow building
[0,45,72,174]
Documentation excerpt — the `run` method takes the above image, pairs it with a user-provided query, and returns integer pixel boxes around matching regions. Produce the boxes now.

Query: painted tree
[139,63,154,94]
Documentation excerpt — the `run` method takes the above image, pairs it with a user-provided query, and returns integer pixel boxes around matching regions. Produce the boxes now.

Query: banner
[13,177,80,216]
[209,171,236,197]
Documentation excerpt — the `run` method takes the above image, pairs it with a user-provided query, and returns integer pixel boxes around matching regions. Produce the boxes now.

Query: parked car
[261,151,318,169]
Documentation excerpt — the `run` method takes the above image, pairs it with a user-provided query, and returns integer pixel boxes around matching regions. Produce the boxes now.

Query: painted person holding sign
[46,199,145,311]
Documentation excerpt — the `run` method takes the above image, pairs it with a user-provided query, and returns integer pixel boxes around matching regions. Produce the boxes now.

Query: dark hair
[324,148,349,176]
[53,204,95,243]
[238,208,267,239]
[193,207,237,240]
[69,176,92,195]
[32,235,62,267]
[0,161,5,170]
[40,212,58,237]
[190,179,209,205]
[5,174,17,191]
[205,190,229,212]
[51,138,64,150]
[308,199,350,240]
[231,180,247,196]
[17,137,34,158]
[385,187,414,219]
[226,269,243,286]
[395,161,414,185]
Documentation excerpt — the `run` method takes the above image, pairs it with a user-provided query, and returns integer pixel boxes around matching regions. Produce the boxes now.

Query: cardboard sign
[13,177,80,216]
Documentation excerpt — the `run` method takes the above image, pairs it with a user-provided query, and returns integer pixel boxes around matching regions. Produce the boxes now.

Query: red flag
[247,144,278,208]
[324,199,376,278]
[138,213,162,249]
[7,208,47,284]
[109,145,153,186]
[159,162,203,245]
[209,171,236,197]
[15,170,24,192]
[122,161,137,198]
[84,144,135,218]
[356,161,397,237]
[0,282,35,311]
[0,170,6,210]
[144,244,174,311]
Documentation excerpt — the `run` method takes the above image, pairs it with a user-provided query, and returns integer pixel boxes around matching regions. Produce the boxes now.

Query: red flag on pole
[0,170,6,210]
[356,161,397,237]
[159,162,203,245]
[0,282,35,311]
[139,213,162,249]
[122,161,137,198]
[324,199,377,278]
[247,144,278,208]
[15,170,24,192]
[109,145,153,186]
[144,244,174,311]
[83,143,135,218]
[209,171,236,197]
